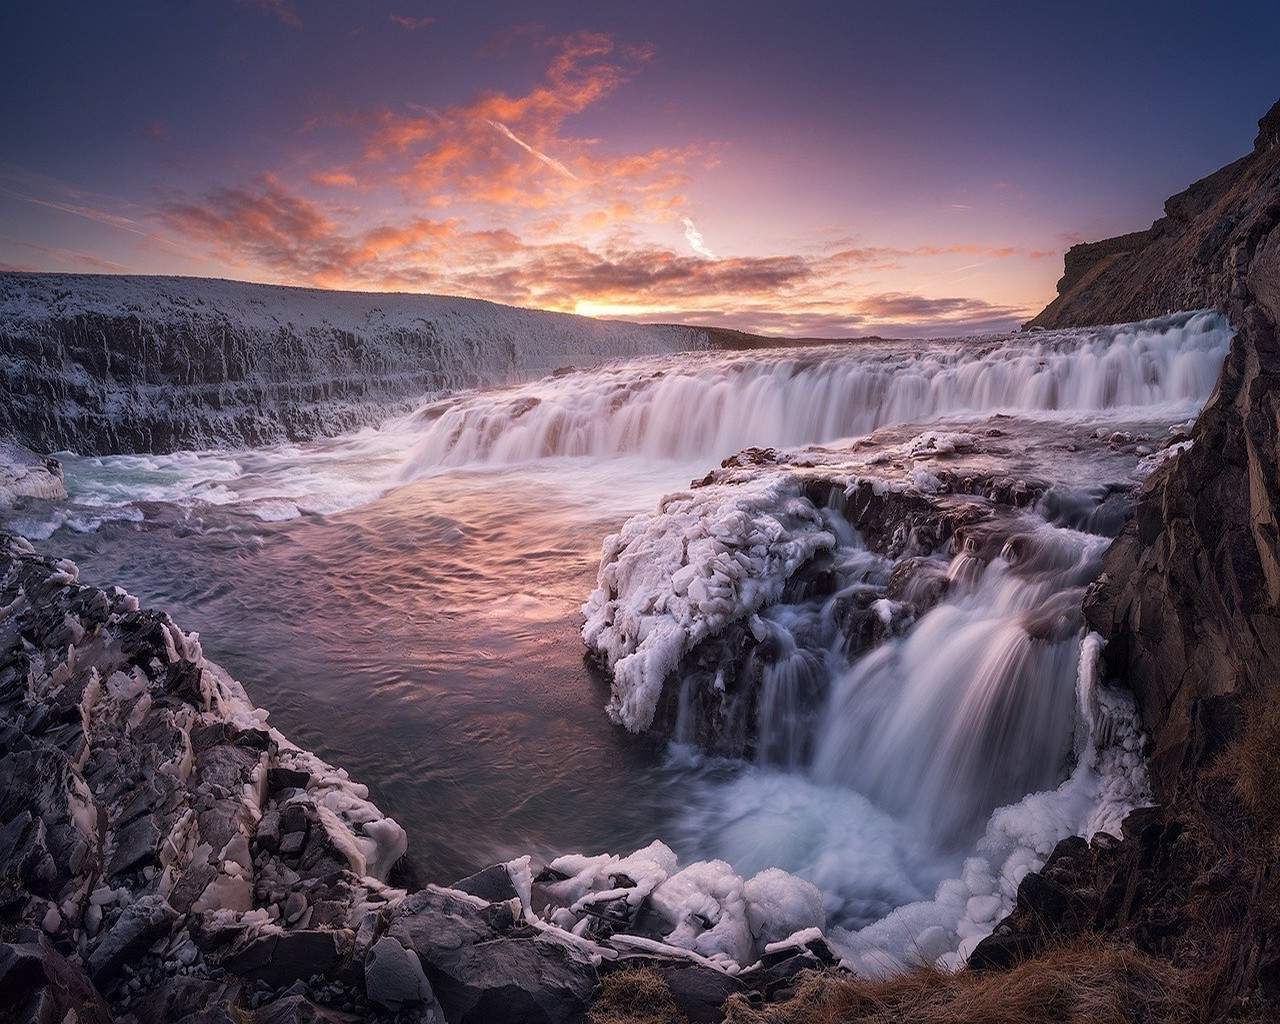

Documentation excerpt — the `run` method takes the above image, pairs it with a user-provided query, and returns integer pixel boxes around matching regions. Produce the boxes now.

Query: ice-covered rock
[582,476,836,732]
[0,271,711,455]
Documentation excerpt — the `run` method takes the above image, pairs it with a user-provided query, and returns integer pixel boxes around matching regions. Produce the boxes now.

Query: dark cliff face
[970,100,1280,1012]
[1036,100,1280,804]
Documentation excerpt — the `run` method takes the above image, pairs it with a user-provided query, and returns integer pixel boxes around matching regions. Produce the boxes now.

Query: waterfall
[401,310,1231,477]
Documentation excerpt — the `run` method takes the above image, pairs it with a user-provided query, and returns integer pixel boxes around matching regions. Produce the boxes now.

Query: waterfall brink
[401,310,1230,477]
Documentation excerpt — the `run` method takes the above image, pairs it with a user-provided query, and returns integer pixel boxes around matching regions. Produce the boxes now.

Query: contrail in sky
[487,121,578,180]
[681,216,718,260]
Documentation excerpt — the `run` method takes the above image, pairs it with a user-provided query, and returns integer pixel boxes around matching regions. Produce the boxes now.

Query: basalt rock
[982,96,1280,1014]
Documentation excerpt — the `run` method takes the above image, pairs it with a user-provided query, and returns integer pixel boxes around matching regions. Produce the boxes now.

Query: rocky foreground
[0,533,849,1024]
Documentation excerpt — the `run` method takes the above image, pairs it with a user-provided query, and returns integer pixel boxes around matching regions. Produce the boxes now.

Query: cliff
[962,99,1280,1017]
[0,274,714,456]
[1026,98,1280,333]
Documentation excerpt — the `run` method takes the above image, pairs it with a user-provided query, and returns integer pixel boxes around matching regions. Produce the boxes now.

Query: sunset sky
[4,1,1278,337]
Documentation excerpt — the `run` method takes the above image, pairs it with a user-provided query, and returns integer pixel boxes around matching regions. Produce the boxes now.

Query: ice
[743,868,826,947]
[582,476,835,731]
[649,860,754,964]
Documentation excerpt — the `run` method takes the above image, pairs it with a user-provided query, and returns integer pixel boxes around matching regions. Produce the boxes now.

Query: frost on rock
[582,476,836,732]
[541,841,825,969]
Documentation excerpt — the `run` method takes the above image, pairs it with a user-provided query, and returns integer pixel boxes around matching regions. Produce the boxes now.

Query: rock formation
[0,274,716,456]
[971,98,1280,1016]
[0,535,839,1023]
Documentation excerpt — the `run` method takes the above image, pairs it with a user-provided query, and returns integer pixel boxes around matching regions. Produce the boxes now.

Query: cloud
[389,13,434,31]
[857,291,1024,325]
[681,217,717,260]
[243,0,301,28]
[138,31,1047,338]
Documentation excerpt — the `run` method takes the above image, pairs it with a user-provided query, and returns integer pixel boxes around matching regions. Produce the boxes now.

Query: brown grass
[1208,693,1280,839]
[589,967,690,1024]
[720,939,1209,1024]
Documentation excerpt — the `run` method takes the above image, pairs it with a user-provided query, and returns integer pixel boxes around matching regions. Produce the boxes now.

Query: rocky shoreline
[0,534,845,1024]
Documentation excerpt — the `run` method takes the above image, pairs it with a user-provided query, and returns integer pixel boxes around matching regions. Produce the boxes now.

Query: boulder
[364,936,435,1012]
[86,892,179,985]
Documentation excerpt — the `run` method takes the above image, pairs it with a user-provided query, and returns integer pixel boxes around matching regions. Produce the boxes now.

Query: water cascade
[400,310,1229,476]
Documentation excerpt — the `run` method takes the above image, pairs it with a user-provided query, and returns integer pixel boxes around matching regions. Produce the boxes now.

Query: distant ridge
[0,272,724,455]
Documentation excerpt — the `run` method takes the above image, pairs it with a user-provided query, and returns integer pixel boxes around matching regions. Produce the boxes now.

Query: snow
[582,476,836,731]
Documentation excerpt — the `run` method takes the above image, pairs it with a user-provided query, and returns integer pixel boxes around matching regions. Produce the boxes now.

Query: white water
[0,309,1231,971]
[400,310,1226,472]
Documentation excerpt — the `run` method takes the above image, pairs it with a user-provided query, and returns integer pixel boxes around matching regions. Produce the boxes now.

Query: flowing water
[1,310,1231,937]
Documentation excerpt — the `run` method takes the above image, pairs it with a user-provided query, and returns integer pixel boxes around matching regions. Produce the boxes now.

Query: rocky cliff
[0,274,713,456]
[967,100,1280,1017]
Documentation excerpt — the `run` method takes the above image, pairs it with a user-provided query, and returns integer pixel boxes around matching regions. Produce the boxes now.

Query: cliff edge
[963,99,1280,1017]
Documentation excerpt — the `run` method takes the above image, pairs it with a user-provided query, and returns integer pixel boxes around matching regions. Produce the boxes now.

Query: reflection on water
[33,465,691,883]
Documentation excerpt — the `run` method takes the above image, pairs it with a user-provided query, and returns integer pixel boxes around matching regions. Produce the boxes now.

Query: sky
[3,1,1278,338]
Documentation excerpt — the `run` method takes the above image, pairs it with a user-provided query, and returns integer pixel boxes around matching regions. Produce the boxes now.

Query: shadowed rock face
[1036,100,1280,804]
[971,98,1280,1014]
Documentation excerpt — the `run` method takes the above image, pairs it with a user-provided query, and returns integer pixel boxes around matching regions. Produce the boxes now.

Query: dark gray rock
[387,887,511,955]
[421,932,598,1024]
[251,993,362,1023]
[268,767,311,794]
[450,863,519,904]
[107,812,162,876]
[364,936,435,1012]
[222,929,354,989]
[87,892,179,984]
[0,937,113,1024]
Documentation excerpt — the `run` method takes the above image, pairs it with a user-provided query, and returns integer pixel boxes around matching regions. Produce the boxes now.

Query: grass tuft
[589,967,690,1024]
[720,939,1208,1024]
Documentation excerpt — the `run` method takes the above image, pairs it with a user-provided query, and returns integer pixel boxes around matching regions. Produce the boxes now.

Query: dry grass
[1208,693,1280,839]
[589,967,690,1024]
[720,939,1210,1024]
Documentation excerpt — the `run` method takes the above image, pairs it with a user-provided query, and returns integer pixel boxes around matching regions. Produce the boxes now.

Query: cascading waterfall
[811,521,1106,847]
[5,307,1227,971]
[400,310,1229,476]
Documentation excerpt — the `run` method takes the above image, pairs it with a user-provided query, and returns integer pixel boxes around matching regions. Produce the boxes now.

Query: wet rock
[364,935,435,1012]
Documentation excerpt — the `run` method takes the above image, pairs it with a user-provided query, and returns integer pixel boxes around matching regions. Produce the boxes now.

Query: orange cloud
[146,31,1044,337]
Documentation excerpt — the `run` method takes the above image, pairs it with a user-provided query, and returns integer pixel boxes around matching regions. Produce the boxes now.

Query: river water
[1,310,1230,945]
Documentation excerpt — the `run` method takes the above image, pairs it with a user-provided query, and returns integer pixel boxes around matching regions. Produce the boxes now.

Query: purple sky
[3,1,1278,336]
